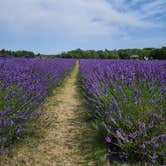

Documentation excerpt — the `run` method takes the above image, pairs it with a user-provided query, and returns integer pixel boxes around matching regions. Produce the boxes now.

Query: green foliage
[0,46,165,59]
[57,47,166,59]
[151,47,166,59]
[0,49,36,58]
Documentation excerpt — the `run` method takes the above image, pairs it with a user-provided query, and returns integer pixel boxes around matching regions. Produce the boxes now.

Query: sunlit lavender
[79,59,166,164]
[0,58,75,152]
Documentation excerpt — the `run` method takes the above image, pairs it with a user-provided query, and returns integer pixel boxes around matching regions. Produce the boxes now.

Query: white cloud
[0,0,165,38]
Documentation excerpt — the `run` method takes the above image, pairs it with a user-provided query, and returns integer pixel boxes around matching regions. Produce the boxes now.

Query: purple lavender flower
[140,144,146,149]
[116,130,124,140]
[105,136,111,143]
[149,121,154,129]
[129,132,137,139]
[151,153,158,160]
[101,121,107,129]
[0,109,12,116]
[153,113,163,120]
[139,122,147,136]
[16,128,25,135]
[160,134,166,144]
[110,117,116,124]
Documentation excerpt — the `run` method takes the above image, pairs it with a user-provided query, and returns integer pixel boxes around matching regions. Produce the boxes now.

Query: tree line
[0,47,166,59]
[57,47,166,59]
[0,49,38,58]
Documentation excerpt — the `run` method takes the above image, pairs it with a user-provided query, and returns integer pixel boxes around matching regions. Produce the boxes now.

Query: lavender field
[80,60,166,165]
[0,58,75,153]
[0,58,166,165]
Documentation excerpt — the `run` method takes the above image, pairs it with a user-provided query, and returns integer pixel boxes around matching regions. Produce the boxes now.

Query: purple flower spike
[116,130,124,140]
[129,132,137,139]
[105,136,112,143]
[16,128,25,135]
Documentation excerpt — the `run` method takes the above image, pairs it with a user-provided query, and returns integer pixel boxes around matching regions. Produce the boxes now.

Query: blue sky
[0,0,166,54]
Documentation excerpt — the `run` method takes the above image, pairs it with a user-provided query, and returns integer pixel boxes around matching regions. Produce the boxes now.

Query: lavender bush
[79,59,166,164]
[0,58,75,152]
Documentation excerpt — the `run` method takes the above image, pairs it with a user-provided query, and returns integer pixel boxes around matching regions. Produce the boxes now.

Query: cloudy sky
[0,0,166,54]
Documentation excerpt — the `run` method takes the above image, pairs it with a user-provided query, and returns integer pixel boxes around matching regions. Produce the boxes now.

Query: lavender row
[79,59,166,164]
[0,58,76,152]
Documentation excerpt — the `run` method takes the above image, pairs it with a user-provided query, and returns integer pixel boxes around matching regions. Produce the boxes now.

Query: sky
[0,0,166,54]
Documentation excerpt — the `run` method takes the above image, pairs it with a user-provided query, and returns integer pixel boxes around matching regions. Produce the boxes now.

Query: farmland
[0,58,166,165]
[80,60,166,165]
[0,58,75,152]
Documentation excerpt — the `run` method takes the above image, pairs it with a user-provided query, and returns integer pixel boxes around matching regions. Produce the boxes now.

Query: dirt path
[1,61,95,166]
[32,61,87,165]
